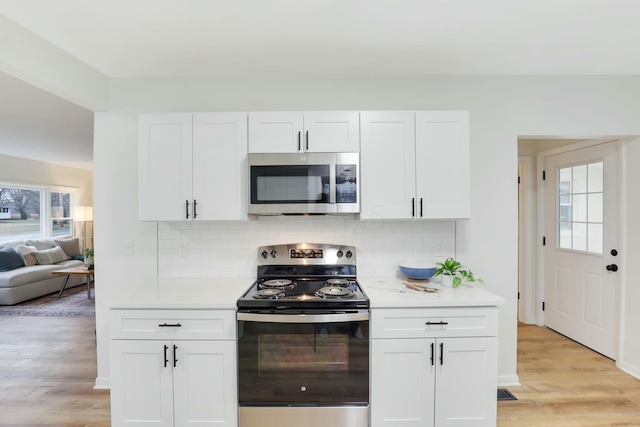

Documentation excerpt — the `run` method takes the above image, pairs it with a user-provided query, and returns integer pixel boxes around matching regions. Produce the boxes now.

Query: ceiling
[2,0,640,170]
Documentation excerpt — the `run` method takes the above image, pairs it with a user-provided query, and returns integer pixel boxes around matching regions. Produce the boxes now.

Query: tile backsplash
[157,217,456,278]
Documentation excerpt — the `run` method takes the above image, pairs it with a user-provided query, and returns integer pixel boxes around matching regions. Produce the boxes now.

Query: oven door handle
[237,312,369,323]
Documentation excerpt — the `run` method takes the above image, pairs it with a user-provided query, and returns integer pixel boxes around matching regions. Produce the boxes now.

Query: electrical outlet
[179,240,189,257]
[123,240,134,256]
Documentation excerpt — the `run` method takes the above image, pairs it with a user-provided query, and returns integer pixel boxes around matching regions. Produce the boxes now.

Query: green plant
[84,248,94,258]
[434,257,484,288]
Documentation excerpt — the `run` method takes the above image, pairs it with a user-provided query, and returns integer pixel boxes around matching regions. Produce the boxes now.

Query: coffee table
[52,265,94,299]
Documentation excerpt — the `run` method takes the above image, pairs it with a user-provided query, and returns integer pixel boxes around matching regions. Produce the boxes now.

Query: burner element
[316,286,356,299]
[260,279,295,290]
[325,278,351,287]
[253,289,285,299]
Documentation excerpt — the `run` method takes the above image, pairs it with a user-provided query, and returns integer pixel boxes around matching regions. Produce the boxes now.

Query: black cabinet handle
[164,344,169,368]
[158,323,182,327]
[440,342,444,365]
[412,198,415,217]
[430,342,435,366]
[297,131,301,151]
[173,345,178,367]
[185,200,190,219]
[425,321,449,326]
[193,199,198,219]
[420,198,423,217]
[305,130,309,150]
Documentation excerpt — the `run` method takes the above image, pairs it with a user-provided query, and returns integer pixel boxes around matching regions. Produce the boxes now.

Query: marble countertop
[108,276,504,310]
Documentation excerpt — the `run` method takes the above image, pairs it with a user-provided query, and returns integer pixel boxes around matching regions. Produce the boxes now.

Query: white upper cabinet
[248,111,359,153]
[415,111,470,219]
[360,111,416,220]
[139,113,193,221]
[360,111,470,220]
[138,113,248,221]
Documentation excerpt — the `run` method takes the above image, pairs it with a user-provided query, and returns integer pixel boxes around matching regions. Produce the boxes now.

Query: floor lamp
[74,206,94,253]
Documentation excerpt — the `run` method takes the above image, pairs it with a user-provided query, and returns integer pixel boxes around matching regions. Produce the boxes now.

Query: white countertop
[108,276,504,310]
[359,277,505,308]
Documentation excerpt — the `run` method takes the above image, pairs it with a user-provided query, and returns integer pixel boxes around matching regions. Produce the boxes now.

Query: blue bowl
[399,263,437,280]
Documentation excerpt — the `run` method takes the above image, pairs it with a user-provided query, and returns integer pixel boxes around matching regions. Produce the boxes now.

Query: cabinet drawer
[371,307,497,339]
[109,309,235,340]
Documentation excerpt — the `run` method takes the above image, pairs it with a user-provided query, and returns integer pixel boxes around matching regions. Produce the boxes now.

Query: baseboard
[497,374,521,387]
[617,360,640,380]
[94,376,111,390]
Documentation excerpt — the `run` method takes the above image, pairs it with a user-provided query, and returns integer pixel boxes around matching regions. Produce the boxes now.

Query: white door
[192,113,248,220]
[173,341,238,427]
[110,340,174,427]
[248,112,303,153]
[303,111,360,152]
[415,111,470,219]
[544,141,620,359]
[360,111,416,220]
[138,113,193,220]
[371,338,435,427]
[434,337,497,427]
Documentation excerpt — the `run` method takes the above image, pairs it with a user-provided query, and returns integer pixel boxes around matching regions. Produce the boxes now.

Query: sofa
[0,237,88,305]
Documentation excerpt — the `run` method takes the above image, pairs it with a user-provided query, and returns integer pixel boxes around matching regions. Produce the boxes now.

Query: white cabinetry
[360,111,470,219]
[248,111,359,153]
[371,307,498,427]
[109,309,238,427]
[138,113,248,221]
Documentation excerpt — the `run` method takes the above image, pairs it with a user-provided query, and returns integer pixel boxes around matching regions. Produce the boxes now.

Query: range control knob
[270,250,278,258]
[345,250,353,259]
[261,250,269,259]
[336,250,344,258]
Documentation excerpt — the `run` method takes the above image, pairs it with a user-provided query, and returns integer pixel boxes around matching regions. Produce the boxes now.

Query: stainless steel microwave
[248,153,359,215]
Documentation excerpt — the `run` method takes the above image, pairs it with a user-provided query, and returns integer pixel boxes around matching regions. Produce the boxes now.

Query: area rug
[0,286,95,317]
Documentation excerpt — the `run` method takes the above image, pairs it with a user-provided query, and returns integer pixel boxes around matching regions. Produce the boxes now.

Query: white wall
[0,154,93,205]
[94,74,640,387]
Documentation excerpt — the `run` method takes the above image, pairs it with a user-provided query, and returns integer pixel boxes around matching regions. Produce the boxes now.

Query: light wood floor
[1,317,639,426]
[498,323,640,426]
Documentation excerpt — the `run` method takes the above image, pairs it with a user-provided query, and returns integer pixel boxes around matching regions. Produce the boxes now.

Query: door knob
[606,264,618,272]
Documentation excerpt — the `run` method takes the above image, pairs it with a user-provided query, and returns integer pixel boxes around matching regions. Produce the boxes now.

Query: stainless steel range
[237,243,370,427]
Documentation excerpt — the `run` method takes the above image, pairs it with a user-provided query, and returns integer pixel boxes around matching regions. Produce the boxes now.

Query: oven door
[237,311,369,406]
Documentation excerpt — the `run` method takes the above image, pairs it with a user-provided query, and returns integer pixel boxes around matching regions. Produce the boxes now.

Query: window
[557,162,603,254]
[0,184,76,242]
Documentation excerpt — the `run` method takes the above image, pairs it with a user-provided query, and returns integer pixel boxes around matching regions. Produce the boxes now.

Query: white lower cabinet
[109,309,237,427]
[371,308,498,427]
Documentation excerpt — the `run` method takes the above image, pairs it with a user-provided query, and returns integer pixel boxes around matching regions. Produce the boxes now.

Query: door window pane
[557,161,603,254]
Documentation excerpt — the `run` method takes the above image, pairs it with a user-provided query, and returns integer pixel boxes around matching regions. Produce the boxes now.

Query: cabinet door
[173,341,238,427]
[139,113,193,220]
[360,112,416,219]
[435,337,497,427]
[110,340,174,427]
[415,111,470,218]
[193,113,248,220]
[248,112,303,153]
[303,111,360,152]
[371,338,435,427]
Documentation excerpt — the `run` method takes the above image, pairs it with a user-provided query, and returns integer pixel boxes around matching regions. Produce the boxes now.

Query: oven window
[238,320,369,405]
[259,333,349,376]
[251,165,330,204]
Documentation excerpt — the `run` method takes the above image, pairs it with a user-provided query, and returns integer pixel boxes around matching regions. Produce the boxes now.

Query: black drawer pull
[158,323,182,327]
[425,321,449,326]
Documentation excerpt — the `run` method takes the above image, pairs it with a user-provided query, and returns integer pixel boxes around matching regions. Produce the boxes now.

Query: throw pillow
[0,246,26,272]
[24,239,56,250]
[32,246,70,265]
[15,244,38,267]
[53,237,82,257]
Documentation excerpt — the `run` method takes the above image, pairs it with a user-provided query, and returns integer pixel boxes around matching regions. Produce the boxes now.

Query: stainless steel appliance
[248,153,359,215]
[237,243,369,427]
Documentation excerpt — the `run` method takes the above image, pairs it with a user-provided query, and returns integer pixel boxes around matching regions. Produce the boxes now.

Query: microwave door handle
[329,164,336,204]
